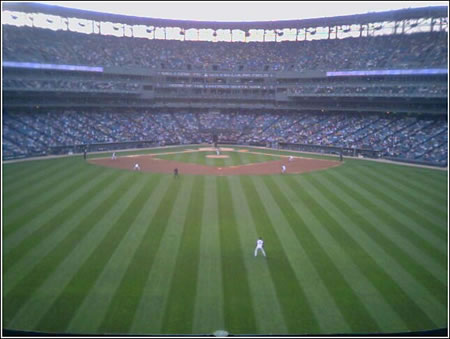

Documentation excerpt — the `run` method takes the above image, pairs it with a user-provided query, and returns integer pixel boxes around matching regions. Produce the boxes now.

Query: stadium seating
[2,20,448,166]
[3,110,447,165]
[3,26,447,72]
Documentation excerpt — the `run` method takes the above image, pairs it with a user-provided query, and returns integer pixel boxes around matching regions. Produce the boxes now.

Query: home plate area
[89,147,341,176]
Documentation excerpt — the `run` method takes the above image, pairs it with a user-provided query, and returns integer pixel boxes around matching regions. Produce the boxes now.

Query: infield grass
[2,146,448,335]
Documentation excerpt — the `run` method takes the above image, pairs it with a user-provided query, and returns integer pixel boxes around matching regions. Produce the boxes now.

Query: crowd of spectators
[3,110,447,166]
[4,78,446,98]
[2,24,447,165]
[3,25,447,72]
[3,79,141,92]
[290,84,447,97]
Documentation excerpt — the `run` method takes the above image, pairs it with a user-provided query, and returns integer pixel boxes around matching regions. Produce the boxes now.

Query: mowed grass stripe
[227,176,288,334]
[129,175,196,334]
[3,159,81,211]
[160,175,205,333]
[110,174,185,334]
[3,158,50,183]
[193,176,225,334]
[125,150,197,334]
[365,164,447,214]
[217,177,257,334]
[66,175,172,334]
[288,174,438,331]
[3,163,99,239]
[364,166,448,222]
[378,163,448,195]
[3,166,111,268]
[3,170,126,296]
[239,175,318,334]
[355,165,447,237]
[254,175,351,334]
[325,169,447,272]
[2,157,71,195]
[222,152,236,167]
[337,167,447,262]
[357,162,447,201]
[158,151,196,164]
[233,152,251,165]
[255,152,276,163]
[266,176,382,333]
[3,159,88,221]
[236,152,260,165]
[3,173,137,329]
[35,173,160,332]
[319,170,447,287]
[305,173,447,320]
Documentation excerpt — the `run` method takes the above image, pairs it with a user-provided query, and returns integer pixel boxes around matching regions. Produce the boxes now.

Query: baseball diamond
[2,2,448,337]
[88,148,342,175]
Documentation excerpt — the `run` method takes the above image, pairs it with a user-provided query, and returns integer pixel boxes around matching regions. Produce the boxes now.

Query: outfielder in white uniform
[216,148,220,156]
[254,237,266,257]
[134,163,141,171]
[112,152,116,160]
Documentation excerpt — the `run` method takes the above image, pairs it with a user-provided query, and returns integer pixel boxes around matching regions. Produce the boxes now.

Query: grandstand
[2,3,448,166]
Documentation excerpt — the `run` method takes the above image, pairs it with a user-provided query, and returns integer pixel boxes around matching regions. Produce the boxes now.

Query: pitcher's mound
[206,155,230,159]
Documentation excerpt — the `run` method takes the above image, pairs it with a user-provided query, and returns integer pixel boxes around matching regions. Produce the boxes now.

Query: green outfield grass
[2,146,448,335]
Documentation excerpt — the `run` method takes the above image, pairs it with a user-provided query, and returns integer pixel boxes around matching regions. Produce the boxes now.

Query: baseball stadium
[2,2,448,336]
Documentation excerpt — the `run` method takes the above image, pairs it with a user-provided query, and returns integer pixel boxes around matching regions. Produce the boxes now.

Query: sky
[32,1,449,22]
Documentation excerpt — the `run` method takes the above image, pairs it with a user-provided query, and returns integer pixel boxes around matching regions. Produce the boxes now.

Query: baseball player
[254,237,266,257]
[288,156,294,162]
[216,148,220,156]
[112,152,116,160]
[134,163,141,171]
[281,165,286,174]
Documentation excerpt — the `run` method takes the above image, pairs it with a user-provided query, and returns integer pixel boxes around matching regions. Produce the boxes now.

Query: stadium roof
[2,2,448,29]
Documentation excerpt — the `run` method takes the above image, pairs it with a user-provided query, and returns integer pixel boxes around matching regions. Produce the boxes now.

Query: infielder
[281,165,286,174]
[112,152,116,160]
[288,156,294,162]
[254,237,266,257]
[134,163,141,171]
[216,148,220,156]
